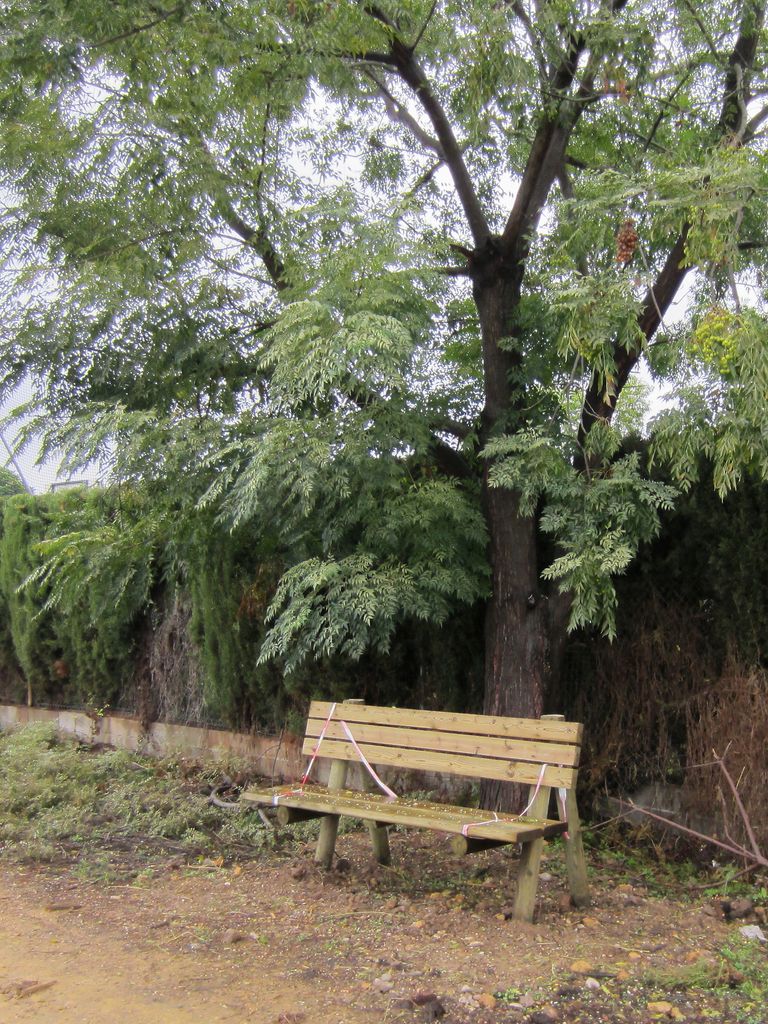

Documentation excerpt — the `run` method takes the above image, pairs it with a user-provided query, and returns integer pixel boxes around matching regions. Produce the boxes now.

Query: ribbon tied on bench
[274,701,399,804]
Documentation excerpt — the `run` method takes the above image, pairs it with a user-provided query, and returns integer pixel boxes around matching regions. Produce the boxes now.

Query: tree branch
[715,748,763,859]
[363,70,444,157]
[680,0,724,63]
[348,52,399,67]
[345,380,474,476]
[557,164,589,277]
[433,416,472,441]
[223,209,289,293]
[744,102,768,141]
[354,2,489,244]
[718,0,766,136]
[501,39,591,254]
[434,264,473,278]
[410,0,438,52]
[621,800,767,868]
[643,66,696,152]
[507,1,550,85]
[577,0,766,451]
[360,2,398,32]
[500,0,630,255]
[577,227,690,450]
[404,156,445,199]
[92,4,184,48]
[387,41,490,246]
[196,133,289,294]
[428,436,473,479]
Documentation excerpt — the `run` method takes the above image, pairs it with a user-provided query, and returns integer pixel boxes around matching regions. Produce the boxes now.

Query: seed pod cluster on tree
[616,219,639,265]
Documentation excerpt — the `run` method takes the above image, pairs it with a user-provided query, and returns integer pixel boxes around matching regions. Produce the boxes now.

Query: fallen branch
[715,747,762,860]
[619,798,767,866]
[618,749,767,871]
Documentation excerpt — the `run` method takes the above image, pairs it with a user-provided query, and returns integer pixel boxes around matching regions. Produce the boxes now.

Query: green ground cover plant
[0,723,280,878]
[640,937,768,1024]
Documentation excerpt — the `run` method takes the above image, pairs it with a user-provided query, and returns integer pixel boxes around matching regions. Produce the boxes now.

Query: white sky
[0,381,98,494]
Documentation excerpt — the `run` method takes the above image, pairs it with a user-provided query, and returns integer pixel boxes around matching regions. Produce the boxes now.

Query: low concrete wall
[0,703,457,796]
[0,704,304,783]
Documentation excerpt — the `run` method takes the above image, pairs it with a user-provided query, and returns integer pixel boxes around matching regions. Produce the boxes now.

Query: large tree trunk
[480,483,548,810]
[474,255,551,811]
[483,487,546,723]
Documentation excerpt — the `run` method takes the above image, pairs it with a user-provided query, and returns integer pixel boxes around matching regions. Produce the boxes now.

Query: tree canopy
[1,1,767,744]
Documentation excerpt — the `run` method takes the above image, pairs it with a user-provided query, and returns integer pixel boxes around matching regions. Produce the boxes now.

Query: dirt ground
[1,828,764,1024]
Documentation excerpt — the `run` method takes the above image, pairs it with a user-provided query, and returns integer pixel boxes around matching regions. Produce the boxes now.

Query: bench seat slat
[241,784,567,843]
[299,736,577,789]
[305,719,580,767]
[309,701,583,745]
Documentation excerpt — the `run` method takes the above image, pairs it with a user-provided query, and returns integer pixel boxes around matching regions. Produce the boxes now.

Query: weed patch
[0,724,282,878]
[640,936,768,1024]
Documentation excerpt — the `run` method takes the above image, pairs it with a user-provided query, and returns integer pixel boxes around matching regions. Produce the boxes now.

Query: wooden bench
[241,699,590,921]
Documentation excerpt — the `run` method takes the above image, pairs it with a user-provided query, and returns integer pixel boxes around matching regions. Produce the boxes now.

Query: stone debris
[419,997,446,1020]
[721,897,753,920]
[646,1001,679,1018]
[529,1005,559,1023]
[411,991,440,1005]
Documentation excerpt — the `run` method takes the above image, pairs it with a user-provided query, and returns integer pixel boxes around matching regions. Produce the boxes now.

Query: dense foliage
[0,488,152,707]
[1,2,767,746]
[0,486,484,726]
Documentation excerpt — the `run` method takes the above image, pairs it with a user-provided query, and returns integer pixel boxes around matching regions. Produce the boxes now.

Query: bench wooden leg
[451,835,509,856]
[511,782,552,922]
[513,836,545,922]
[560,788,590,908]
[276,806,325,825]
[315,758,348,869]
[367,821,391,865]
[359,773,391,865]
[315,812,341,869]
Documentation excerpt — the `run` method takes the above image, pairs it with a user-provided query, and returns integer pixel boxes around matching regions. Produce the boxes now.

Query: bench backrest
[303,701,582,790]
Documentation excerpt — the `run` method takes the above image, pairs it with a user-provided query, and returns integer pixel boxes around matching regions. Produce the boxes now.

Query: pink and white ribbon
[460,763,549,837]
[518,762,549,817]
[299,701,338,789]
[276,702,398,805]
[339,718,398,801]
[461,812,500,837]
[557,786,570,839]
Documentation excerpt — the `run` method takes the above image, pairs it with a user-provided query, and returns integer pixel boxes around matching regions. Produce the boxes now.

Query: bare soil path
[2,830,761,1024]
